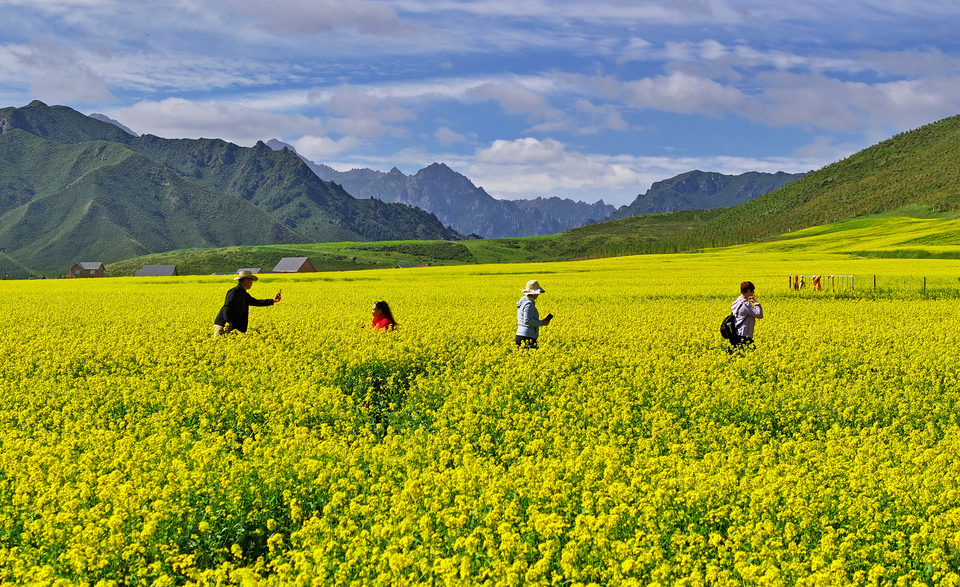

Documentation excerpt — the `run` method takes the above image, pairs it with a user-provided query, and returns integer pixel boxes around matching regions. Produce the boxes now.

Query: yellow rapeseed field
[2,241,960,586]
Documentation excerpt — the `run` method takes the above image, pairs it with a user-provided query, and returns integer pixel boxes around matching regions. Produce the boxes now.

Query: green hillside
[105,211,960,279]
[669,116,959,243]
[128,136,452,243]
[0,101,460,277]
[0,101,134,144]
[538,113,960,257]
[0,131,310,276]
[105,240,478,276]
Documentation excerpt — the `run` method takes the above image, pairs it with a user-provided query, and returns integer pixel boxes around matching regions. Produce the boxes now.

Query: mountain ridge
[608,169,808,220]
[0,101,460,277]
[279,146,617,237]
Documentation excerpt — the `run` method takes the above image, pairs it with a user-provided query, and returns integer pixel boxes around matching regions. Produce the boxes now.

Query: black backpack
[720,314,738,340]
[720,303,745,342]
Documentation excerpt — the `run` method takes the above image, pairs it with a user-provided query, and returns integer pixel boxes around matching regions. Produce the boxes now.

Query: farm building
[271,257,316,273]
[67,262,105,278]
[135,265,179,277]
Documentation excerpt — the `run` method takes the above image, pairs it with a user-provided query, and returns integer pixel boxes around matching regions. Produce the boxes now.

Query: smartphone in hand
[544,313,553,321]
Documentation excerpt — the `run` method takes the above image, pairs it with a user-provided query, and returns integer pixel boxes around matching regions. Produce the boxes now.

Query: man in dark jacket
[213,270,281,336]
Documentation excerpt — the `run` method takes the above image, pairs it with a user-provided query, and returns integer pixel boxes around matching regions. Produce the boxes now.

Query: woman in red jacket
[370,301,397,330]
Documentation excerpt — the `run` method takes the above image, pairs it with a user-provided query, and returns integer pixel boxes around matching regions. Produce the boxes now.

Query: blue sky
[2,0,959,206]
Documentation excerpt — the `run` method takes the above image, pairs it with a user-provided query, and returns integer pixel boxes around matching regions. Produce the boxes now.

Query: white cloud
[14,38,115,104]
[618,37,653,63]
[858,48,960,77]
[465,80,556,117]
[226,0,415,36]
[291,135,363,159]
[625,72,747,115]
[792,136,862,162]
[94,53,283,94]
[618,38,960,81]
[751,72,960,131]
[396,0,747,26]
[622,38,858,75]
[321,85,414,121]
[470,137,642,203]
[476,137,565,164]
[0,45,35,89]
[574,99,629,133]
[111,98,327,144]
[0,0,114,9]
[309,85,414,139]
[456,136,830,205]
[434,126,466,145]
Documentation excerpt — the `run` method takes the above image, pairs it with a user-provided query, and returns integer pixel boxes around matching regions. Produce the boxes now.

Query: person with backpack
[725,281,763,350]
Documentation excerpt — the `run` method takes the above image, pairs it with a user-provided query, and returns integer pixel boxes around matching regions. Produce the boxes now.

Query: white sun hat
[234,269,259,281]
[522,279,545,295]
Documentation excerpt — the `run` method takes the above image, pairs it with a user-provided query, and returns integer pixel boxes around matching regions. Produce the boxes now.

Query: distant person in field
[370,301,397,330]
[730,281,763,350]
[516,279,552,349]
[213,270,281,336]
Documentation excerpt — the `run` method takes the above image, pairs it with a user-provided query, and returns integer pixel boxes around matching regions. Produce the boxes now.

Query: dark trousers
[516,335,538,349]
[728,336,755,353]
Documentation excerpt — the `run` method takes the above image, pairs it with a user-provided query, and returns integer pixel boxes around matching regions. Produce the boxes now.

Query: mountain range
[0,101,459,278]
[607,169,808,220]
[266,140,615,238]
[268,140,803,237]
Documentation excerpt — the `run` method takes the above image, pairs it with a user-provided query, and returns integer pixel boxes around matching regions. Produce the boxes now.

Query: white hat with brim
[522,279,545,295]
[234,269,258,281]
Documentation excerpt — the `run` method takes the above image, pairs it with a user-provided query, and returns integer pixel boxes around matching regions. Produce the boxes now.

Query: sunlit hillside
[103,212,960,278]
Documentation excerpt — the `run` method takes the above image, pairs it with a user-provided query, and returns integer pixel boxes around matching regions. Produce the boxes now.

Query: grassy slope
[106,241,480,276]
[105,212,960,277]
[673,114,960,246]
[126,135,461,243]
[545,113,960,258]
[0,131,311,276]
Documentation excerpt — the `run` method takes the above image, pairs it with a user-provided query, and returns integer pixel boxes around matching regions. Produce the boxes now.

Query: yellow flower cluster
[2,249,960,586]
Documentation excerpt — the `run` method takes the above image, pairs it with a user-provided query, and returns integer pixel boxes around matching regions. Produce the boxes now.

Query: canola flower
[1,249,960,586]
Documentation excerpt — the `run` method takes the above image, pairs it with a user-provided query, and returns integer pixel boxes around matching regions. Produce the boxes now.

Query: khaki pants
[213,324,233,337]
